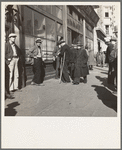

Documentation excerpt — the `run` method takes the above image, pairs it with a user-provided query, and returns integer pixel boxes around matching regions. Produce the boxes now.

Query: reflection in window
[56,7,62,20]
[47,40,55,60]
[23,7,33,35]
[46,18,55,40]
[34,11,46,38]
[46,5,52,14]
[52,5,56,17]
[57,23,63,34]
[38,5,46,11]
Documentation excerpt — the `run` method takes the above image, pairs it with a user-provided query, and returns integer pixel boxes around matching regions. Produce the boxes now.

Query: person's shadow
[92,85,117,112]
[96,76,116,92]
[5,102,20,116]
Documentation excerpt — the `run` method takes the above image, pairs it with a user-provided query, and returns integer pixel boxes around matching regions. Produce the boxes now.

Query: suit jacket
[106,43,116,63]
[5,42,21,65]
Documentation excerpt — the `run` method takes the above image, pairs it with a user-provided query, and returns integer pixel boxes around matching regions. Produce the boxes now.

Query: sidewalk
[5,66,117,117]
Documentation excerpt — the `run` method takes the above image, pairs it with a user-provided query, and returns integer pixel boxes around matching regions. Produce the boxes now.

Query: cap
[8,33,17,38]
[35,38,43,43]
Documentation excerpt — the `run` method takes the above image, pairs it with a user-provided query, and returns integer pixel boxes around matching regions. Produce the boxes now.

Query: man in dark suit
[5,33,22,93]
[73,42,89,85]
[106,39,117,85]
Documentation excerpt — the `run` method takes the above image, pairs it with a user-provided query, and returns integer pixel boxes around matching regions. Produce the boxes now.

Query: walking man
[73,42,89,85]
[29,38,45,86]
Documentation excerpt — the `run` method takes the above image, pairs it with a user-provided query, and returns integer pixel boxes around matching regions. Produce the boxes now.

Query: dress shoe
[31,82,36,85]
[5,93,14,99]
[73,82,79,85]
[83,79,87,83]
[37,83,44,86]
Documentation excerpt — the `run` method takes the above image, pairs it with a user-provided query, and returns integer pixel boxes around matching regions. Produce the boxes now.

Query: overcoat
[74,47,89,78]
[88,49,95,65]
[60,44,71,82]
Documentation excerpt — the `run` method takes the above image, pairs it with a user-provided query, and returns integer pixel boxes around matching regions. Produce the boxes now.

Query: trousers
[9,57,19,91]
[32,58,45,84]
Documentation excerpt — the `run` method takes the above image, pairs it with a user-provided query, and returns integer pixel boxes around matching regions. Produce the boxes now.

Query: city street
[5,66,117,117]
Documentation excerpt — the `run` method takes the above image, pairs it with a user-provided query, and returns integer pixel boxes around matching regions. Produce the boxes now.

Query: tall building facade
[93,4,118,54]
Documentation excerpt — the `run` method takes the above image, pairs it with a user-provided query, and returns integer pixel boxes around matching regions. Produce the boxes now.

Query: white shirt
[11,44,17,56]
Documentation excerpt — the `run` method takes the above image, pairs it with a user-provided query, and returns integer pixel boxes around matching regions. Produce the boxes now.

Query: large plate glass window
[56,6,62,20]
[34,11,46,38]
[23,6,33,35]
[57,23,63,35]
[46,17,55,40]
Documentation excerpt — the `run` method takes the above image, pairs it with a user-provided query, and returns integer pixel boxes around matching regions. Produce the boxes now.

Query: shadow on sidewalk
[5,102,20,116]
[92,85,117,112]
[96,76,116,92]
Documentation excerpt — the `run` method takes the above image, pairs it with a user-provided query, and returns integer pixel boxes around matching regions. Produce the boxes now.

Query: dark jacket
[74,47,89,78]
[60,44,71,62]
[5,42,21,65]
[106,43,116,63]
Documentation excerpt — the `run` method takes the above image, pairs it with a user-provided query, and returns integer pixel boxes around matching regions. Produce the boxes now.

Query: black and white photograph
[1,1,121,149]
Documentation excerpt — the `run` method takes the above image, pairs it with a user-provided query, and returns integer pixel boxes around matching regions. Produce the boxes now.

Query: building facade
[5,5,99,86]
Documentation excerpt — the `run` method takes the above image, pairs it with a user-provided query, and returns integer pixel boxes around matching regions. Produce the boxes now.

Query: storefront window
[41,39,47,61]
[46,18,55,40]
[56,6,62,20]
[46,40,55,60]
[23,7,33,35]
[37,5,46,11]
[52,5,56,17]
[46,5,52,14]
[34,11,46,38]
[25,36,35,64]
[57,23,63,34]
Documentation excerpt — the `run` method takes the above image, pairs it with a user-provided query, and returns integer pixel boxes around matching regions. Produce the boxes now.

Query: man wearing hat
[106,38,117,86]
[52,41,61,79]
[59,40,71,83]
[5,33,22,94]
[29,38,45,86]
[73,42,89,85]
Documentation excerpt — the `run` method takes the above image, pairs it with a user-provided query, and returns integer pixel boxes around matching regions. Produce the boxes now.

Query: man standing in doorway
[5,33,22,92]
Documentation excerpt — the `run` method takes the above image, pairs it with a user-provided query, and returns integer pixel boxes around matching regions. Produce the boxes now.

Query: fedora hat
[77,41,83,46]
[35,38,43,43]
[58,40,65,45]
[8,33,17,38]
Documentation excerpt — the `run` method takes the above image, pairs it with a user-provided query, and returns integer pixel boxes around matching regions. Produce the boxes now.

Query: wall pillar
[62,6,67,43]
[83,19,86,47]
